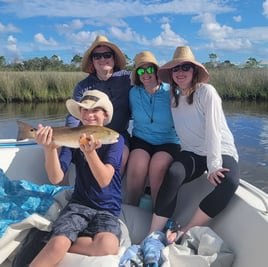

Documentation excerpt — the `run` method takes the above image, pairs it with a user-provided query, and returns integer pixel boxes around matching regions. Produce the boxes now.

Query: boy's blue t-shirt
[130,82,179,145]
[59,135,124,217]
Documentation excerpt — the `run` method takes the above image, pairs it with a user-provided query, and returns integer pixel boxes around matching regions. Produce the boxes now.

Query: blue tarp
[0,168,71,237]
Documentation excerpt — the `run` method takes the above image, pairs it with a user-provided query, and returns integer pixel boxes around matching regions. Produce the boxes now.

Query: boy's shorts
[52,202,121,242]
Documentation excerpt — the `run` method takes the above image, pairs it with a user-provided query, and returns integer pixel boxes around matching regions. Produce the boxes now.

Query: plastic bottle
[139,186,153,212]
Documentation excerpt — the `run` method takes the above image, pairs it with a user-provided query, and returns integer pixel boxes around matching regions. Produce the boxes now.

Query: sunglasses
[172,63,194,72]
[136,66,155,76]
[91,52,114,60]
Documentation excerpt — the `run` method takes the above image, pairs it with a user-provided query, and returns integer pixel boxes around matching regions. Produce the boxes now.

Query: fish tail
[16,120,37,141]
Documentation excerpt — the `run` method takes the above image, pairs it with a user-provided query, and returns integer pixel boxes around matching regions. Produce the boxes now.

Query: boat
[0,139,268,267]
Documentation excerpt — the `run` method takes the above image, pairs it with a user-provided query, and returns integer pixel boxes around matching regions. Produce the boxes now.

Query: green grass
[0,71,87,103]
[0,68,267,103]
[209,68,268,100]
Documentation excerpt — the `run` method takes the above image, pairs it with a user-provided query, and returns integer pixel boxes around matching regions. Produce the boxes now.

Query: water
[0,101,267,193]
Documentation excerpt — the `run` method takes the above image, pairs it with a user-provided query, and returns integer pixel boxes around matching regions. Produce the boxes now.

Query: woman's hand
[208,168,230,186]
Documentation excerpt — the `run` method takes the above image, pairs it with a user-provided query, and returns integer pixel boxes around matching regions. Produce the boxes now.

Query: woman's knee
[167,161,186,186]
[223,172,239,194]
[222,156,240,189]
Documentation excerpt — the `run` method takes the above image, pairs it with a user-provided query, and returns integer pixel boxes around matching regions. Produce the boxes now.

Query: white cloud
[159,16,171,24]
[0,21,20,32]
[193,12,268,52]
[6,43,17,52]
[263,0,268,18]
[108,22,186,48]
[151,23,187,47]
[144,16,152,24]
[34,33,57,46]
[233,15,242,22]
[109,27,142,43]
[197,13,233,40]
[7,35,17,43]
[0,0,234,19]
[69,19,84,30]
[1,0,267,63]
[5,35,21,61]
[56,19,84,36]
[69,31,98,45]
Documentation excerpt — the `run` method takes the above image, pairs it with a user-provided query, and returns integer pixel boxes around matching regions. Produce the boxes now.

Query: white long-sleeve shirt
[172,83,238,175]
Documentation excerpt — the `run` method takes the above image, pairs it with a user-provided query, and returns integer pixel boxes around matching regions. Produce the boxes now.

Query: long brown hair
[171,66,200,107]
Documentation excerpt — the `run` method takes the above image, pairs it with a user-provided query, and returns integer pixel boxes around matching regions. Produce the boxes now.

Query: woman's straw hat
[66,90,113,125]
[131,51,158,85]
[81,35,126,73]
[158,46,209,83]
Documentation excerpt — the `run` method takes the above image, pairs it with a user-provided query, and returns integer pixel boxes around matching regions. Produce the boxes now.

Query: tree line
[0,53,263,72]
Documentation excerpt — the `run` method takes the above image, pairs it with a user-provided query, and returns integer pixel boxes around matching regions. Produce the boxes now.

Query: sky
[0,0,268,66]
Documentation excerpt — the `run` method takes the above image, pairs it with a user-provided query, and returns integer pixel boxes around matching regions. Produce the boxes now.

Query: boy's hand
[35,124,58,149]
[79,134,102,153]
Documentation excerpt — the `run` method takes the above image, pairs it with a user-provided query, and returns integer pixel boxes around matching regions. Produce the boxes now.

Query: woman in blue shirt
[126,51,180,207]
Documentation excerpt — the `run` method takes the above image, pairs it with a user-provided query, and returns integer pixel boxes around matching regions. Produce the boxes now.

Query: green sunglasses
[136,66,155,76]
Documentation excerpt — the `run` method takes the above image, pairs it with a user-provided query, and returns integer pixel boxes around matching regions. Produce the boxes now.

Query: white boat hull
[1,140,268,267]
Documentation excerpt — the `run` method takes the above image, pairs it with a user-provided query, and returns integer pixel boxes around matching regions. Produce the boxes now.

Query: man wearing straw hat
[66,35,131,175]
[149,46,240,237]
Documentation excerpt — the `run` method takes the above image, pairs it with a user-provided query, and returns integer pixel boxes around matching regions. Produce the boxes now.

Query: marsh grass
[209,68,268,100]
[0,71,87,102]
[0,69,267,102]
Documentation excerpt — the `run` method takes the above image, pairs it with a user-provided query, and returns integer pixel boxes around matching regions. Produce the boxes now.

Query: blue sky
[0,0,268,65]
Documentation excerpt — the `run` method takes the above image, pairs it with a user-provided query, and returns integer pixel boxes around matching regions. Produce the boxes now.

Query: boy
[30,90,124,267]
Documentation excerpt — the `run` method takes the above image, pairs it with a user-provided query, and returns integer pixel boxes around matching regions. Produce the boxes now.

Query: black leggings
[154,151,240,218]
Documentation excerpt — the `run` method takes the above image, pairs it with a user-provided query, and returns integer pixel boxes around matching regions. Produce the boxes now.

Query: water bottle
[139,186,153,212]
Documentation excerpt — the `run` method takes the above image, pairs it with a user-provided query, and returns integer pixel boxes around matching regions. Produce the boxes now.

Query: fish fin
[79,136,90,145]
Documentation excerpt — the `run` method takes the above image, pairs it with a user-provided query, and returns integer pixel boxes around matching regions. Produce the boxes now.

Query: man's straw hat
[81,35,126,73]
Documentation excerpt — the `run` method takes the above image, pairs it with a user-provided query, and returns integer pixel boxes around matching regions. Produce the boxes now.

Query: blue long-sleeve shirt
[130,82,179,145]
[66,70,131,135]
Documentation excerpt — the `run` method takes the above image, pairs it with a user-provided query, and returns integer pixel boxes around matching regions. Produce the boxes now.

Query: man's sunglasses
[91,52,114,60]
[172,63,194,72]
[136,66,155,76]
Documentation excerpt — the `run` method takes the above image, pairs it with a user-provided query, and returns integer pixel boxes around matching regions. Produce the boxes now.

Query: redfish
[16,120,119,148]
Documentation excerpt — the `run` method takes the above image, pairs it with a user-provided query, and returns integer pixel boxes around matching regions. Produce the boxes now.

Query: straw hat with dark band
[131,51,158,85]
[66,90,113,125]
[81,35,126,73]
[158,46,209,84]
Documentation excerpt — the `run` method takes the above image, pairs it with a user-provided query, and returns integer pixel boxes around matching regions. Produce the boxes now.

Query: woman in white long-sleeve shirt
[149,46,240,235]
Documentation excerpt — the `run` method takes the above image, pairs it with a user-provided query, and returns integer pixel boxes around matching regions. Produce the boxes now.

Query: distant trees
[0,53,265,72]
[209,53,219,67]
[0,56,6,67]
[71,54,82,66]
[245,57,260,68]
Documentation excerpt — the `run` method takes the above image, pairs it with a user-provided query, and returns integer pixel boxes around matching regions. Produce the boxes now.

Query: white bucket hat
[66,90,113,125]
